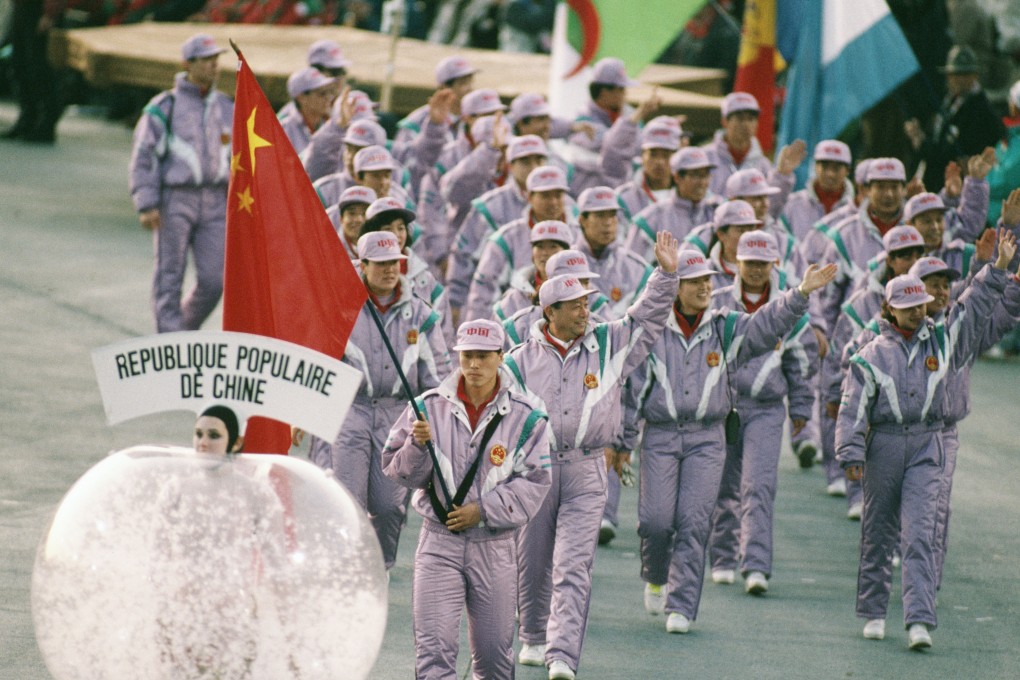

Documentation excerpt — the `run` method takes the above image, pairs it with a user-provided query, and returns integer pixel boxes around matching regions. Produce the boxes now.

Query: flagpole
[363,300,454,506]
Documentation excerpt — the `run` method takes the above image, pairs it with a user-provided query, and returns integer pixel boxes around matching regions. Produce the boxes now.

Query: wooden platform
[49,22,726,135]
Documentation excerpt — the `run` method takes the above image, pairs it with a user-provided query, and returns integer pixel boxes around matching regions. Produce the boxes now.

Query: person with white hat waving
[279,67,337,154]
[836,233,1015,650]
[383,319,551,680]
[706,230,819,596]
[625,250,836,635]
[506,232,681,680]
[781,140,855,242]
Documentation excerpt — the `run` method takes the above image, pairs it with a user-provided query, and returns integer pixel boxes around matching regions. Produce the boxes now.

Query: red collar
[367,282,401,314]
[741,282,769,313]
[457,376,499,432]
[673,303,704,340]
[868,210,901,236]
[814,181,845,214]
[598,104,621,124]
[542,325,576,357]
[726,140,750,166]
[718,257,736,277]
[534,270,545,290]
[891,321,915,341]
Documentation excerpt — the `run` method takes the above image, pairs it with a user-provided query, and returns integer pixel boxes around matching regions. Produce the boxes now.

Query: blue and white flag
[777,0,919,186]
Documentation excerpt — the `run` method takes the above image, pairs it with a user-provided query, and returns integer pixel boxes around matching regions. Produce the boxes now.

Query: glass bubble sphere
[32,446,387,680]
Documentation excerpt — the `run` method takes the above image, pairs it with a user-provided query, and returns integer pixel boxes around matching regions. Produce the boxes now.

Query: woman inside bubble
[192,404,244,455]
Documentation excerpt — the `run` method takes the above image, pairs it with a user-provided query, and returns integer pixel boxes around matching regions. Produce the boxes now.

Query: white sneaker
[598,518,616,546]
[847,501,863,520]
[666,612,691,634]
[863,619,885,640]
[548,659,575,680]
[908,623,932,650]
[711,568,735,584]
[745,571,768,595]
[892,553,902,568]
[518,643,545,666]
[644,582,665,615]
[827,479,848,497]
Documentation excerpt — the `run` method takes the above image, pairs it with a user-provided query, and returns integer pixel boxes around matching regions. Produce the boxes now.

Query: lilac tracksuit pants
[708,399,786,577]
[638,422,726,620]
[517,452,607,671]
[935,424,959,590]
[857,424,942,629]
[152,185,226,333]
[310,398,410,569]
[822,410,863,507]
[414,522,518,680]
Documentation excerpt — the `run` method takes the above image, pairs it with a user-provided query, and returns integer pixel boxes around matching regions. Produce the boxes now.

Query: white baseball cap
[885,274,935,309]
[577,186,618,213]
[882,225,925,254]
[343,119,387,148]
[675,248,719,280]
[353,145,396,174]
[507,135,548,163]
[546,250,600,279]
[736,230,780,261]
[725,169,781,198]
[508,93,550,123]
[287,67,336,99]
[461,89,506,118]
[714,200,762,231]
[365,196,416,226]
[452,319,505,352]
[181,34,225,61]
[904,193,947,222]
[526,166,569,193]
[670,147,715,173]
[530,220,573,246]
[814,140,852,165]
[721,92,760,118]
[307,39,352,70]
[357,233,407,262]
[338,186,376,212]
[910,256,961,281]
[539,274,595,308]
[591,58,639,87]
[866,158,907,183]
[435,55,477,85]
[641,121,681,151]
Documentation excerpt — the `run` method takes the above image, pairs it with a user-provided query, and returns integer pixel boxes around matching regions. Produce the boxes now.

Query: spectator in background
[904,45,1004,191]
[500,0,555,53]
[3,0,66,143]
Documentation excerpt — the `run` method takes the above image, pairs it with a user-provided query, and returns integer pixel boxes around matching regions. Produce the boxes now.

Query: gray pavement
[2,102,1019,679]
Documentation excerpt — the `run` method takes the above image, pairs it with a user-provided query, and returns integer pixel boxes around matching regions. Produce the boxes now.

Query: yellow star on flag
[230,151,245,177]
[236,185,255,215]
[246,107,272,175]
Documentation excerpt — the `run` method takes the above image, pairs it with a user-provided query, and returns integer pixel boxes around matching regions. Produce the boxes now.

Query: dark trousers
[9,2,62,139]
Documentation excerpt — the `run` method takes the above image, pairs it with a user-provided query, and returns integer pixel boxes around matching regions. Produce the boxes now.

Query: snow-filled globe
[32,446,387,680]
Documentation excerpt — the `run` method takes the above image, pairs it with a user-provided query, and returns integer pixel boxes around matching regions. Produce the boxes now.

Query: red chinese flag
[223,49,367,453]
[733,0,782,154]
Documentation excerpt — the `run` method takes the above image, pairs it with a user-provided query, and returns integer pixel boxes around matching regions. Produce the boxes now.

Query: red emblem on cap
[610,287,622,302]
[584,373,599,389]
[706,352,720,367]
[490,444,507,466]
[925,355,938,371]
[407,329,418,345]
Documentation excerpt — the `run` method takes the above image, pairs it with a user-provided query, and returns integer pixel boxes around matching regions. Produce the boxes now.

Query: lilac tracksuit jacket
[466,215,580,322]
[493,265,541,323]
[702,129,774,197]
[780,178,856,242]
[835,265,1006,629]
[308,280,451,568]
[312,172,414,212]
[626,287,810,620]
[447,181,531,310]
[573,238,654,320]
[279,111,314,156]
[566,100,637,193]
[383,368,551,680]
[707,272,817,578]
[615,170,673,234]
[129,73,233,333]
[626,192,721,262]
[503,266,678,672]
[597,117,642,189]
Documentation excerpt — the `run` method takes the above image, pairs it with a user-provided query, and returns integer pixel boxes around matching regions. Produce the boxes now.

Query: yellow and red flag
[734,0,786,154]
[223,47,367,453]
